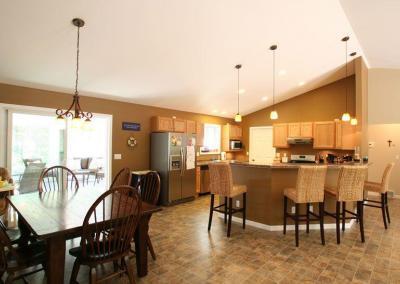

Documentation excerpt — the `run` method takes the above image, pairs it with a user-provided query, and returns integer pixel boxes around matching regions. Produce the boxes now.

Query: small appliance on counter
[281,153,289,163]
[326,153,338,164]
[290,154,316,163]
[230,140,242,150]
[220,151,227,161]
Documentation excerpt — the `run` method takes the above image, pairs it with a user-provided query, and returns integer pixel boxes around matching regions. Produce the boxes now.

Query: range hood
[287,137,313,145]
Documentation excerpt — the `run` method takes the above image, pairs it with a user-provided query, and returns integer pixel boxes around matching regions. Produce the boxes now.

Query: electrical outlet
[236,200,240,207]
[114,154,122,160]
[291,206,295,214]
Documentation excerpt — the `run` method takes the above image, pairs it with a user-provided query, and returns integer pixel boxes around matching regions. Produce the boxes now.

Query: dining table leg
[134,215,150,277]
[46,235,66,283]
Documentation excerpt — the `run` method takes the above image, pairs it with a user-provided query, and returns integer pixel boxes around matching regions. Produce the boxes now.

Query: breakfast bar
[215,161,366,228]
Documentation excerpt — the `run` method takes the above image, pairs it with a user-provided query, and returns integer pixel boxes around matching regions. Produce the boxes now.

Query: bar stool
[283,165,328,247]
[324,166,368,244]
[207,162,247,237]
[363,163,395,229]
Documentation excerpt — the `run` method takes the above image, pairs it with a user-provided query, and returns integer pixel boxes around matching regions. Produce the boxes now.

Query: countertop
[196,160,368,169]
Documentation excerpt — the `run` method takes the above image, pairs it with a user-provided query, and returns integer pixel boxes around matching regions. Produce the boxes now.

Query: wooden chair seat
[364,181,383,192]
[69,240,122,263]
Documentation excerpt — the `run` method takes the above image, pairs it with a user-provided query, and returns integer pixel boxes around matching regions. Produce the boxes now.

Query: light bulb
[56,116,66,129]
[341,112,351,122]
[350,117,358,126]
[82,118,93,131]
[270,110,278,120]
[234,113,242,122]
[71,117,83,129]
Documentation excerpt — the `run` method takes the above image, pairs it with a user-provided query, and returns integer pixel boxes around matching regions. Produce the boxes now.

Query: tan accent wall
[236,76,356,160]
[0,83,233,176]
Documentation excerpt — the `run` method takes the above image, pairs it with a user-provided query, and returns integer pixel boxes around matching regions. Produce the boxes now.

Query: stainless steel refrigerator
[150,132,196,205]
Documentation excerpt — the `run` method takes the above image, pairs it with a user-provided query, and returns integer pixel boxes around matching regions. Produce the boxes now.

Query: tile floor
[27,195,400,283]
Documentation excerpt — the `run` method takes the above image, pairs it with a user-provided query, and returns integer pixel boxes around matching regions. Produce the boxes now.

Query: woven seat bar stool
[363,163,395,229]
[208,162,247,237]
[324,165,368,244]
[283,165,328,247]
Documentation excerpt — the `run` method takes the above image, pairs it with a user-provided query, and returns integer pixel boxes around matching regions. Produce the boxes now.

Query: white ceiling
[340,0,400,69]
[0,0,364,117]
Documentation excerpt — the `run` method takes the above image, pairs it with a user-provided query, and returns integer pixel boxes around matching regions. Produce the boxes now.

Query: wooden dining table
[7,187,161,283]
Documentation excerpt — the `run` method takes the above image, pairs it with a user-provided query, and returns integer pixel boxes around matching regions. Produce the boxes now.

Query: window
[200,123,221,154]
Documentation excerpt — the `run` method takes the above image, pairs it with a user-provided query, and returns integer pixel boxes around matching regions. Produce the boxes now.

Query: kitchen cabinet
[186,120,196,134]
[313,121,335,149]
[152,116,174,132]
[273,123,289,148]
[222,124,243,152]
[335,121,356,150]
[195,166,201,193]
[300,122,313,137]
[288,122,313,137]
[172,118,186,133]
[196,122,204,146]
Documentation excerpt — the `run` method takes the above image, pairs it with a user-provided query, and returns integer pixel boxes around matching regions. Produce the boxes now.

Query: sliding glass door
[7,108,112,192]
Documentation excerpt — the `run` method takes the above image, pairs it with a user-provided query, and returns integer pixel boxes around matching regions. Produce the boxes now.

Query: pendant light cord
[345,38,348,113]
[272,48,276,107]
[237,67,240,114]
[75,25,80,95]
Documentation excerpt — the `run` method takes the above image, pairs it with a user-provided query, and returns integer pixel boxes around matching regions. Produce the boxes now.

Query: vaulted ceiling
[0,0,388,118]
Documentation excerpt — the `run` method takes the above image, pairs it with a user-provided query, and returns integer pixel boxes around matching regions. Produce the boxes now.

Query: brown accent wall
[237,75,356,160]
[0,83,233,175]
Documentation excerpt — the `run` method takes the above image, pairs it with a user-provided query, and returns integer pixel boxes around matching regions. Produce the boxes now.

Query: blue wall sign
[122,122,141,131]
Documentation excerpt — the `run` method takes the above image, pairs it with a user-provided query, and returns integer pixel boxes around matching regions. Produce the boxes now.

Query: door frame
[249,126,275,163]
[0,103,113,188]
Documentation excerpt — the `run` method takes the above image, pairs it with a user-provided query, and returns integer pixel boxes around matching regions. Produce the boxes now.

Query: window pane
[201,124,221,153]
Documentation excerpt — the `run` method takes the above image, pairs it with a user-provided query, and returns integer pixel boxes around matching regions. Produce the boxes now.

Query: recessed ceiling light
[298,81,305,86]
[221,111,227,115]
[239,89,246,94]
[212,109,218,113]
[261,96,268,101]
[279,70,287,76]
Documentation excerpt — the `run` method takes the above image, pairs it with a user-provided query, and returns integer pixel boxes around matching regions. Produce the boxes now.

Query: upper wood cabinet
[335,121,356,150]
[313,121,335,149]
[173,119,186,133]
[300,122,313,137]
[288,122,313,137]
[152,116,174,132]
[273,123,289,148]
[186,120,196,134]
[224,124,242,140]
[196,122,204,146]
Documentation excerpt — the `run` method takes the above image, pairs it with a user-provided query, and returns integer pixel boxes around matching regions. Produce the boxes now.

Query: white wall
[368,68,400,194]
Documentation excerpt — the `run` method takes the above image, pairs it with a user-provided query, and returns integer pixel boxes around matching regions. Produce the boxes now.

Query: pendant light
[349,51,358,126]
[234,64,242,122]
[269,45,278,120]
[56,18,93,129]
[341,36,351,122]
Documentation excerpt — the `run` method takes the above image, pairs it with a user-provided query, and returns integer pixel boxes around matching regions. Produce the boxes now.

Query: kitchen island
[206,160,368,229]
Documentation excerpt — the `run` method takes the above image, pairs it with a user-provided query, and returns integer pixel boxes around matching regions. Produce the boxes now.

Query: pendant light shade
[350,117,358,125]
[234,113,242,122]
[341,36,350,122]
[269,45,278,120]
[342,112,351,122]
[234,64,242,122]
[56,18,93,128]
[270,110,278,120]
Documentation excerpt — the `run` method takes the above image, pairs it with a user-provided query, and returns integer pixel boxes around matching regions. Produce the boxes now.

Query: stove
[290,154,316,163]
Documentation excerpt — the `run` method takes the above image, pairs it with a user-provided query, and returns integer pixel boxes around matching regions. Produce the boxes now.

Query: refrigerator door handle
[180,147,184,176]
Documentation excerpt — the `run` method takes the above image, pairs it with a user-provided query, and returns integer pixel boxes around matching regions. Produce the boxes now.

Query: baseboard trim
[217,213,355,232]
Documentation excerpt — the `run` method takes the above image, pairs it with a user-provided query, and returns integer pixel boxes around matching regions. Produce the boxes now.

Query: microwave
[230,140,242,150]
